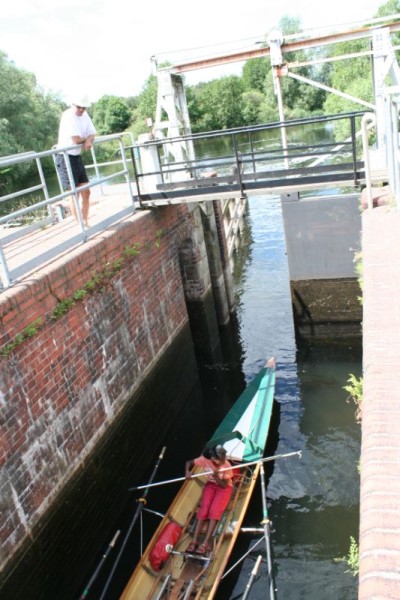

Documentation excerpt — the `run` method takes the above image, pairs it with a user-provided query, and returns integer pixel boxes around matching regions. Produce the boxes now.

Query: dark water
[217,195,361,600]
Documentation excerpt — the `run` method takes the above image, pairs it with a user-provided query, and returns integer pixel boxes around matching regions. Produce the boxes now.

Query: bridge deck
[0,184,138,290]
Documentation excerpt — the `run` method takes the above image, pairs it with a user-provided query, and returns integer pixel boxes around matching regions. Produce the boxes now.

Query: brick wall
[0,203,204,573]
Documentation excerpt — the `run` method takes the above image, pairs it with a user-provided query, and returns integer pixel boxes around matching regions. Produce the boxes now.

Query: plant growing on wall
[335,535,359,576]
[0,231,165,357]
[344,373,363,423]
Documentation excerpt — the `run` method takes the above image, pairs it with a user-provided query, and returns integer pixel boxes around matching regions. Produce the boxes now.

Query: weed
[344,373,363,423]
[335,536,359,576]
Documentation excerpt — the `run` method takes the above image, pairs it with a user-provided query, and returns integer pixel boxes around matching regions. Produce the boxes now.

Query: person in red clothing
[185,444,233,555]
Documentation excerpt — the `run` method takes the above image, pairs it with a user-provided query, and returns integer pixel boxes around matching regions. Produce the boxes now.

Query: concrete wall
[281,194,363,338]
[281,194,361,279]
[0,199,236,574]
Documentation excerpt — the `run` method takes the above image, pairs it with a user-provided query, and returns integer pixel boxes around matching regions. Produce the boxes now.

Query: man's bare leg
[78,185,90,227]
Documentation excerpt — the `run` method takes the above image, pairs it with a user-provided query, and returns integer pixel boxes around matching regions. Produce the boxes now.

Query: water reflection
[221,196,361,600]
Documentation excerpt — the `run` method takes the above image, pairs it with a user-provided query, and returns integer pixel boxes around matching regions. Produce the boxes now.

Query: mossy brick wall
[0,203,200,573]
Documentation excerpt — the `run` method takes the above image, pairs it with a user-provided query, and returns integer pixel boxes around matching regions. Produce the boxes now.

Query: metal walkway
[133,112,369,208]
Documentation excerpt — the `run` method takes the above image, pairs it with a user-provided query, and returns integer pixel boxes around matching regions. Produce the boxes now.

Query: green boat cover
[207,361,275,463]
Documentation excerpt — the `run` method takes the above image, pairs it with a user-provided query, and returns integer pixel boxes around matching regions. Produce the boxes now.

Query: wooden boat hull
[120,463,260,599]
[120,359,275,599]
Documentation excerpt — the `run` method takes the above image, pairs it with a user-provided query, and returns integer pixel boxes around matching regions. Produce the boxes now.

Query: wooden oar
[98,446,167,600]
[129,450,302,492]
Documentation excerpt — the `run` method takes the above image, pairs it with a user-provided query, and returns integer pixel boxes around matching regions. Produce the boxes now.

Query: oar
[79,530,121,599]
[98,446,166,600]
[259,462,276,600]
[241,554,263,600]
[129,450,302,492]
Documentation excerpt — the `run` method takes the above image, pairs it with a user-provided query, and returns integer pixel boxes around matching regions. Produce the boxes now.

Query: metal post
[35,156,54,222]
[260,463,275,600]
[0,245,11,288]
[274,68,289,171]
[361,113,376,210]
[129,146,143,208]
[118,137,136,211]
[90,145,104,196]
[350,115,358,186]
[233,135,245,198]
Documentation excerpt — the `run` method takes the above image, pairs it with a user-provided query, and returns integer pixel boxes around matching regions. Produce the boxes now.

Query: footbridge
[133,111,368,207]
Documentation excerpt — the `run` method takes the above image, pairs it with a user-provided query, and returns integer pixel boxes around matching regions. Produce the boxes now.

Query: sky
[0,0,391,104]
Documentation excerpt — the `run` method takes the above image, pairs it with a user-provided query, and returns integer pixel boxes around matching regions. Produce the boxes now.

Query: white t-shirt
[57,107,96,155]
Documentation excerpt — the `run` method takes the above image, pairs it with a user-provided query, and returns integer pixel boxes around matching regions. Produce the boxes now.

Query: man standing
[56,95,96,227]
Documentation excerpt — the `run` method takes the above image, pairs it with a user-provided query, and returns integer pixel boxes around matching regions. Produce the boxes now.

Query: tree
[188,76,245,132]
[0,52,62,156]
[92,95,132,135]
[241,90,266,125]
[242,57,268,93]
[0,51,64,192]
[129,74,158,137]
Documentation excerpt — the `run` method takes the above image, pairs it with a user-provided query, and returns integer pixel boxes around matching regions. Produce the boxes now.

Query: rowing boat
[119,357,276,600]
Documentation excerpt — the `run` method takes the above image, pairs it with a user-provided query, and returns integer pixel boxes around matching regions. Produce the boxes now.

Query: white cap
[71,94,91,108]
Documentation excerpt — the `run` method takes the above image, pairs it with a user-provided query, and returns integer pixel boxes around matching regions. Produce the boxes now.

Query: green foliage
[0,51,64,193]
[242,57,268,93]
[189,76,246,133]
[241,90,266,125]
[344,373,363,422]
[92,95,132,135]
[0,318,43,357]
[129,74,158,137]
[335,536,359,576]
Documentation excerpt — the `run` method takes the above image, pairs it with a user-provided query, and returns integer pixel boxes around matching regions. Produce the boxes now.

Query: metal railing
[0,111,383,290]
[130,112,367,203]
[0,132,136,288]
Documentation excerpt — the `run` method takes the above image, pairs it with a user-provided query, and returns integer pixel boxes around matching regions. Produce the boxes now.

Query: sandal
[186,541,198,554]
[197,542,210,556]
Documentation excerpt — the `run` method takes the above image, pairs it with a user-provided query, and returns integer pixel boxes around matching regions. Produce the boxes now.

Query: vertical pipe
[274,67,289,170]
[130,145,144,208]
[260,463,275,600]
[118,138,136,211]
[35,156,54,221]
[361,113,375,210]
[0,245,11,288]
[350,115,358,186]
[233,135,244,198]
